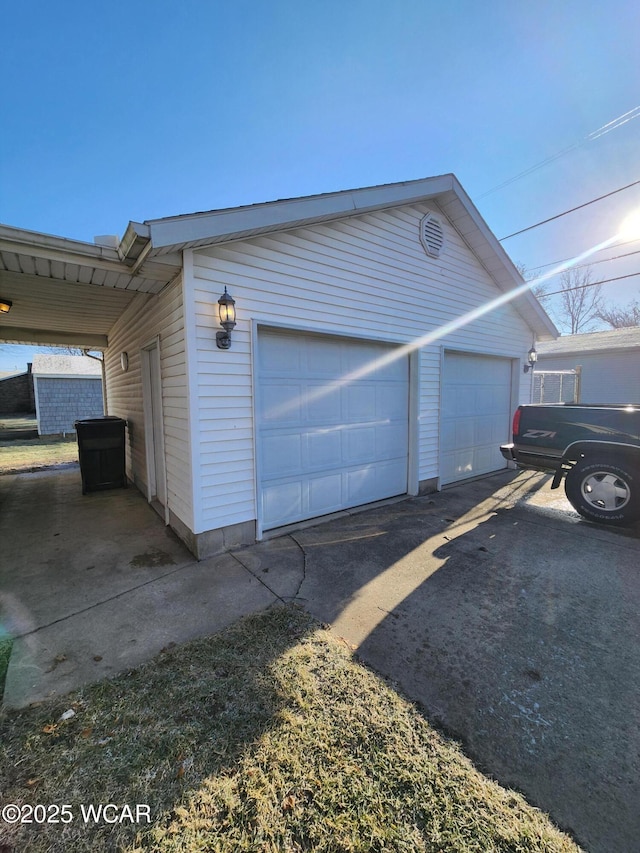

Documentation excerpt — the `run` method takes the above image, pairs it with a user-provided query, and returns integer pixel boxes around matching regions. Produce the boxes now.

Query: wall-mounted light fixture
[523,345,537,373]
[216,287,236,349]
[0,298,12,314]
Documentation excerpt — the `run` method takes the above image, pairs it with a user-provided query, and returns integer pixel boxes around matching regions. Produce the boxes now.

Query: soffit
[0,225,179,347]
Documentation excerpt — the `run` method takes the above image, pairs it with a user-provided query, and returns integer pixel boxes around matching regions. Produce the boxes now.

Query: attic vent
[419,213,445,258]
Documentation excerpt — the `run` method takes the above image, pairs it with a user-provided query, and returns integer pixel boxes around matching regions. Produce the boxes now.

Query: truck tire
[565,458,640,526]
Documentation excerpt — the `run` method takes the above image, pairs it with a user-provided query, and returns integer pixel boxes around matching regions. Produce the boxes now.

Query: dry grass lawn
[0,436,78,474]
[0,607,582,853]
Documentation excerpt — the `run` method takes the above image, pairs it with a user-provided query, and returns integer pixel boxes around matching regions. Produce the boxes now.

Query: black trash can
[75,416,127,494]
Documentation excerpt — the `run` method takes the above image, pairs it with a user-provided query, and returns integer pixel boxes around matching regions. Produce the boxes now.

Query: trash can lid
[74,416,127,426]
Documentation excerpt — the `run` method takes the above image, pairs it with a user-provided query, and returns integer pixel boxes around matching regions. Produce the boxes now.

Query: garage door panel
[307,386,342,422]
[382,422,410,456]
[347,385,377,420]
[343,341,378,372]
[305,338,343,374]
[377,382,408,413]
[487,414,509,443]
[261,383,303,424]
[261,334,303,372]
[262,481,303,528]
[441,352,512,485]
[307,429,343,468]
[258,330,409,530]
[345,465,378,502]
[345,426,376,460]
[441,418,472,452]
[441,450,471,482]
[347,458,408,503]
[262,433,302,475]
[309,473,343,513]
[442,387,467,418]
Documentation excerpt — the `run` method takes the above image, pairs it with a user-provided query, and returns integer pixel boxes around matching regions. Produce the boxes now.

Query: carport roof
[0,225,181,347]
[0,175,558,347]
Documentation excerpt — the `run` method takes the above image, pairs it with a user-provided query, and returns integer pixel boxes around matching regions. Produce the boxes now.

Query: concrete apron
[0,467,302,709]
[1,464,639,853]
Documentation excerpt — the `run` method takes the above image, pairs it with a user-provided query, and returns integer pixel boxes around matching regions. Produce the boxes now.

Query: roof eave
[135,174,557,340]
[143,175,456,253]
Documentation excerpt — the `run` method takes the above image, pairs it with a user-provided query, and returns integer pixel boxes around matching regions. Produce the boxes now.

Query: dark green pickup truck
[501,403,640,526]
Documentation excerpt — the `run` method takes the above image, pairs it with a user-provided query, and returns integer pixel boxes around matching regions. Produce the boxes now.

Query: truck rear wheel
[565,459,640,526]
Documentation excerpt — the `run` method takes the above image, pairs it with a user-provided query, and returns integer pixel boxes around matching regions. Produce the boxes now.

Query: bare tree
[515,262,553,309]
[45,346,103,360]
[46,345,87,356]
[597,298,640,328]
[554,268,604,334]
[518,261,637,332]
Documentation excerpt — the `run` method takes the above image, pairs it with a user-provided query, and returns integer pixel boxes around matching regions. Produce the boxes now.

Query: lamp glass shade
[218,288,236,330]
[527,346,538,365]
[0,298,12,314]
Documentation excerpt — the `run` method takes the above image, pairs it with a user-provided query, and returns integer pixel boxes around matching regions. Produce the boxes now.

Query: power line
[499,179,640,241]
[479,105,640,199]
[528,246,640,275]
[538,271,640,297]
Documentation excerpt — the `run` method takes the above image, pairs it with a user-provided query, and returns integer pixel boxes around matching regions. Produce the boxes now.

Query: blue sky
[1,0,639,370]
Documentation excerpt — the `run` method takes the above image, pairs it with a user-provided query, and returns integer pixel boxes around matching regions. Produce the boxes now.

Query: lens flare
[618,209,640,241]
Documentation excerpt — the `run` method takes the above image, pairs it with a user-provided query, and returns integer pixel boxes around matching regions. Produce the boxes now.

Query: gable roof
[130,174,557,340]
[1,174,558,346]
[32,354,103,378]
[537,327,640,356]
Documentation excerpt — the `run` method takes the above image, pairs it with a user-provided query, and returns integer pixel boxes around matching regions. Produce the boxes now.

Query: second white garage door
[257,329,409,530]
[440,351,513,485]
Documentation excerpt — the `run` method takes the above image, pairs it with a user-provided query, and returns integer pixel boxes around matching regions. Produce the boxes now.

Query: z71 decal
[522,429,558,439]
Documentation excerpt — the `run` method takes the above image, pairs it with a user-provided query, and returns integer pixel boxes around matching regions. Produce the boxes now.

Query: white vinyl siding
[188,202,533,533]
[536,352,640,404]
[104,277,193,529]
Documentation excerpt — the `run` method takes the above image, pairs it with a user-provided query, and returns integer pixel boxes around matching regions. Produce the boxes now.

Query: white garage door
[257,329,409,530]
[440,352,512,485]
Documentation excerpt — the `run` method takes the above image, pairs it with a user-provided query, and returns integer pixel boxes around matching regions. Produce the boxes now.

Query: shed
[32,355,104,435]
[536,328,640,404]
[0,364,35,415]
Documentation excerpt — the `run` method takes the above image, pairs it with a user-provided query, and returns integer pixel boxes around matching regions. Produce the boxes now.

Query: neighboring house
[0,364,35,414]
[0,175,557,558]
[32,355,104,435]
[535,328,640,404]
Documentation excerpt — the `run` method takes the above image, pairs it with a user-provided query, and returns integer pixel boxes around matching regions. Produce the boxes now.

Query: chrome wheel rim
[581,471,631,512]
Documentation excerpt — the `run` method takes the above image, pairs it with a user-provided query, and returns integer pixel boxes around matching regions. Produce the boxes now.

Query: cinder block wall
[0,366,35,414]
[36,378,103,434]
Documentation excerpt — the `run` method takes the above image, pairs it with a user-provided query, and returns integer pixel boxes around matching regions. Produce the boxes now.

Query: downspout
[83,350,107,415]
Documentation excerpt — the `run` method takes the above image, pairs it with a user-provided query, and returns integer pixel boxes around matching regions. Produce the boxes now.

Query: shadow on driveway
[293,471,640,853]
[2,463,638,851]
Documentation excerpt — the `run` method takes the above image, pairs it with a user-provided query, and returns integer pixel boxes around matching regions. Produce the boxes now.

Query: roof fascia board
[0,225,123,267]
[0,326,108,348]
[443,178,558,340]
[146,175,455,250]
[446,177,523,272]
[33,373,102,379]
[119,221,152,266]
[539,345,639,356]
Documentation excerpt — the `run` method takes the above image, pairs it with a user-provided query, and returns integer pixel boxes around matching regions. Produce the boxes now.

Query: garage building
[0,175,557,557]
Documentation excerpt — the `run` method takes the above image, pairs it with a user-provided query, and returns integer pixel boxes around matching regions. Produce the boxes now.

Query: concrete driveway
[1,464,639,852]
